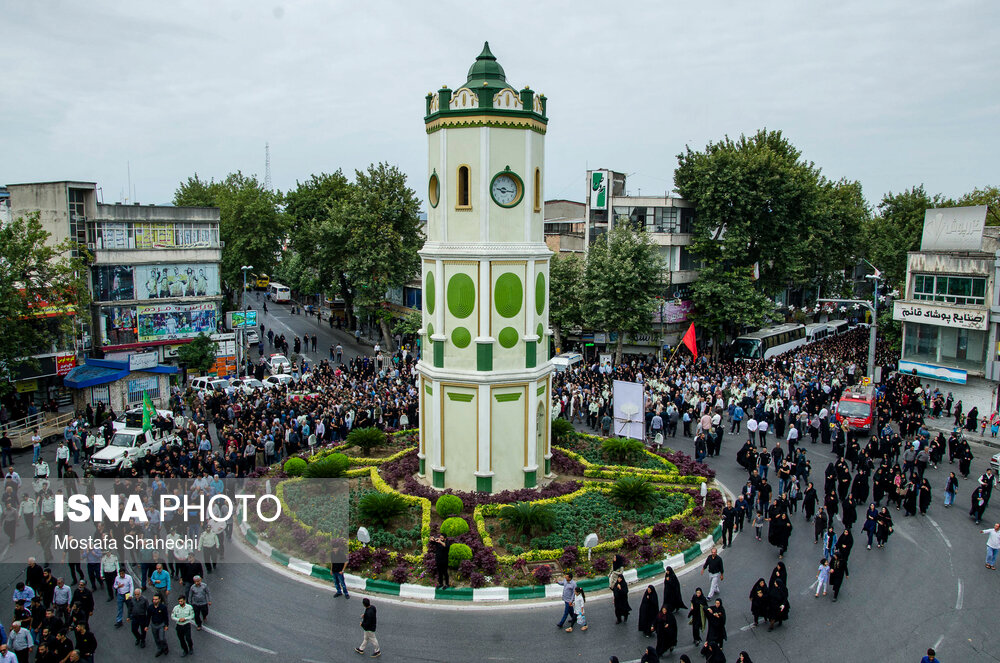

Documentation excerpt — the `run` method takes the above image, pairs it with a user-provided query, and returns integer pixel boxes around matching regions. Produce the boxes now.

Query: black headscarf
[638,585,659,635]
[640,646,660,663]
[662,566,683,612]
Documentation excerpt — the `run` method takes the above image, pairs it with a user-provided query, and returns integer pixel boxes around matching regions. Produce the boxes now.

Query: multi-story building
[893,205,999,413]
[7,181,223,386]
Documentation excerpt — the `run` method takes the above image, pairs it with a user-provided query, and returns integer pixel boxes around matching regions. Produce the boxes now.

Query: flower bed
[247,428,723,588]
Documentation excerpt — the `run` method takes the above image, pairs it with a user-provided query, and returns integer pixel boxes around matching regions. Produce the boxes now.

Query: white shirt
[984,528,1000,549]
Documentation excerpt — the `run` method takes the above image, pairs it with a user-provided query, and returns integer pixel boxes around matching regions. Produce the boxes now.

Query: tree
[863,185,950,291]
[548,253,585,353]
[956,186,1000,226]
[176,333,216,374]
[392,310,422,337]
[284,172,355,326]
[688,264,772,346]
[582,224,663,364]
[173,172,285,295]
[332,163,424,351]
[0,213,90,395]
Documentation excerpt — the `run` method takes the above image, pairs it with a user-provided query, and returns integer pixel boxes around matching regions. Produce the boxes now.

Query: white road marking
[928,516,952,548]
[302,659,327,663]
[956,579,964,610]
[934,634,944,650]
[202,626,277,655]
[740,623,756,631]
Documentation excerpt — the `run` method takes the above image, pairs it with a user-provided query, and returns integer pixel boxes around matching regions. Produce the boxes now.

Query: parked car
[266,354,291,375]
[230,378,265,394]
[246,329,260,344]
[87,427,182,475]
[263,374,295,390]
[191,377,233,395]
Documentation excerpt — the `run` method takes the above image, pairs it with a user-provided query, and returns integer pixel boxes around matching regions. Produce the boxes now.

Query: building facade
[893,205,999,412]
[417,43,553,493]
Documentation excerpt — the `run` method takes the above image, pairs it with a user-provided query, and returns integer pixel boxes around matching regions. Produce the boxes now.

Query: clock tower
[417,42,553,493]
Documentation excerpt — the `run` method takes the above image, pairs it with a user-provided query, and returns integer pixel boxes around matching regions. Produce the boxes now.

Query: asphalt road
[1,312,997,662]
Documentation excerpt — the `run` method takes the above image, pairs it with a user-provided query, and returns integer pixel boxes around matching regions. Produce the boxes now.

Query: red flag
[681,323,697,360]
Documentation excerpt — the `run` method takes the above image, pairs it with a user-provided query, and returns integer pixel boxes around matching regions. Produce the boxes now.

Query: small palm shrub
[609,476,657,511]
[358,492,408,527]
[499,501,556,537]
[303,453,350,478]
[347,427,386,454]
[552,418,575,443]
[601,437,645,463]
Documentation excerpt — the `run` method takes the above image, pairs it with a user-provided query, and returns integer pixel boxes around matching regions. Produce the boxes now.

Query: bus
[268,282,291,303]
[805,323,832,344]
[256,273,270,290]
[731,323,807,360]
[828,319,849,335]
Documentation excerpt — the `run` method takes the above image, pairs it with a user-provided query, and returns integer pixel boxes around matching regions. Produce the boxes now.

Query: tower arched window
[457,165,471,209]
[533,168,541,212]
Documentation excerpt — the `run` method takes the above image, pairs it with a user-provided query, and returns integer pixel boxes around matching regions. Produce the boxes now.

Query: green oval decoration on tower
[425,271,436,314]
[451,327,471,348]
[535,273,545,315]
[498,326,519,349]
[536,322,544,344]
[494,273,523,318]
[447,274,476,319]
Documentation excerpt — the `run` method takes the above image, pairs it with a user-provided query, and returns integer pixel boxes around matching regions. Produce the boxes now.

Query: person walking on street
[127,588,150,648]
[555,572,577,629]
[7,622,33,663]
[331,540,350,599]
[147,594,169,657]
[185,576,211,629]
[172,596,195,657]
[112,568,134,628]
[701,548,724,597]
[74,623,98,663]
[982,522,1000,570]
[921,647,940,663]
[355,597,380,657]
[100,551,119,602]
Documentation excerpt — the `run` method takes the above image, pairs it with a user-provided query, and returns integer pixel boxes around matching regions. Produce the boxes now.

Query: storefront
[62,358,178,415]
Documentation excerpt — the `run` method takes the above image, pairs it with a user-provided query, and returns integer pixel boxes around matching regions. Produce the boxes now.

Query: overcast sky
[4,1,997,210]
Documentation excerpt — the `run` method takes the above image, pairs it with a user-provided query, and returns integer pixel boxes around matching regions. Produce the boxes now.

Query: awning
[62,364,129,389]
[62,358,179,389]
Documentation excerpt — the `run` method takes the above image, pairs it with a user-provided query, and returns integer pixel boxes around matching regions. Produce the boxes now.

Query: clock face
[491,172,522,207]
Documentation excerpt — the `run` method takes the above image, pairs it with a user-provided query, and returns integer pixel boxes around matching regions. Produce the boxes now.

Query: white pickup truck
[87,427,182,475]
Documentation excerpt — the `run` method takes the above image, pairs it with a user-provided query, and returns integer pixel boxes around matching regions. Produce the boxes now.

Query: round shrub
[469,572,486,588]
[448,543,473,569]
[390,565,410,584]
[435,494,463,518]
[532,564,553,585]
[592,556,610,574]
[283,457,307,476]
[303,453,350,478]
[457,559,475,578]
[440,517,470,538]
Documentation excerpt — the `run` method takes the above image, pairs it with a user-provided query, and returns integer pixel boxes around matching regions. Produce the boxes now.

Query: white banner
[612,379,645,441]
[590,171,608,210]
[893,300,987,330]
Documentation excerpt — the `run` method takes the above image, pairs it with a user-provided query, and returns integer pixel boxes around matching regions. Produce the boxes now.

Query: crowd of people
[553,327,997,662]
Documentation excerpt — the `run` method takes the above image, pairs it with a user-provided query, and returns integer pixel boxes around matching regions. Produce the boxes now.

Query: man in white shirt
[30,430,42,464]
[112,568,134,627]
[983,523,1000,569]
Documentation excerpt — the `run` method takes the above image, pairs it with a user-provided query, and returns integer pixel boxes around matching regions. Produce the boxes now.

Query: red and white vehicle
[836,386,875,435]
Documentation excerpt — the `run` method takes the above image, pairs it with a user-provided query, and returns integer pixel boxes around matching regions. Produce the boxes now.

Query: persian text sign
[893,301,987,330]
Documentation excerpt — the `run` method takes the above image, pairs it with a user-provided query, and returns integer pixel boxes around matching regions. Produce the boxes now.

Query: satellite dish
[357,527,371,545]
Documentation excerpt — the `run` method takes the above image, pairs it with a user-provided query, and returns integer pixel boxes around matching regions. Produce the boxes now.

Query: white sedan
[267,354,291,375]
[263,374,295,390]
[230,378,265,395]
[991,451,999,474]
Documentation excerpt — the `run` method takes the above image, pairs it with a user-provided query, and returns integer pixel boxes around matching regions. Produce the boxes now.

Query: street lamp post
[240,265,253,378]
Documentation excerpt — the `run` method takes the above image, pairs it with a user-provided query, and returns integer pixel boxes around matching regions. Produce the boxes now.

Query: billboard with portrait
[135,264,220,300]
[93,265,135,302]
[101,306,138,346]
[137,302,217,342]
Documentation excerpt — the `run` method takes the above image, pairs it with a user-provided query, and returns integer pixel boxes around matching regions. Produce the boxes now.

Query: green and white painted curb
[239,521,723,603]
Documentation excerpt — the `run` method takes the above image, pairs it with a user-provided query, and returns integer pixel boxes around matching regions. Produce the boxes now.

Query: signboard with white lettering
[893,301,988,330]
[128,352,159,371]
[920,205,987,252]
[898,360,967,384]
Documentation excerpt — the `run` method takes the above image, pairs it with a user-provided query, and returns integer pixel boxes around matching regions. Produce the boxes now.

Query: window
[680,208,696,234]
[679,246,703,271]
[457,165,471,209]
[403,286,422,310]
[912,274,986,305]
[127,376,160,405]
[90,385,111,407]
[534,168,541,212]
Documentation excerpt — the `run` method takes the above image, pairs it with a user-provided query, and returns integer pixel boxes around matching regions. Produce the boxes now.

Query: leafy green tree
[582,224,663,364]
[687,264,772,346]
[863,185,950,291]
[175,333,216,374]
[284,172,355,326]
[173,172,285,295]
[331,163,424,351]
[548,253,585,353]
[0,213,90,395]
[392,310,422,337]
[956,186,1000,226]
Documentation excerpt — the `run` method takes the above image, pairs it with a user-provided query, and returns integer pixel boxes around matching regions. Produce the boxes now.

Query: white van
[550,352,584,372]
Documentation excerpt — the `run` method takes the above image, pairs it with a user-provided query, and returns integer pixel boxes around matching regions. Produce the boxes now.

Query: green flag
[142,392,155,433]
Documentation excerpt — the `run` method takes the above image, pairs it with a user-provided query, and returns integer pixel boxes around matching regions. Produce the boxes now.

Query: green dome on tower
[466,41,513,91]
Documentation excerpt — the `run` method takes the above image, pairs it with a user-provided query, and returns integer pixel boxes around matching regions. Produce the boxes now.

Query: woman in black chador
[704,598,727,647]
[688,587,708,644]
[654,605,677,656]
[638,585,659,637]
[613,574,631,624]
[766,578,790,631]
[662,567,683,613]
[749,578,768,627]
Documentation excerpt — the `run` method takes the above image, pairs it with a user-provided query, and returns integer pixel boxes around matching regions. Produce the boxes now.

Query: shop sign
[55,354,76,376]
[893,301,987,330]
